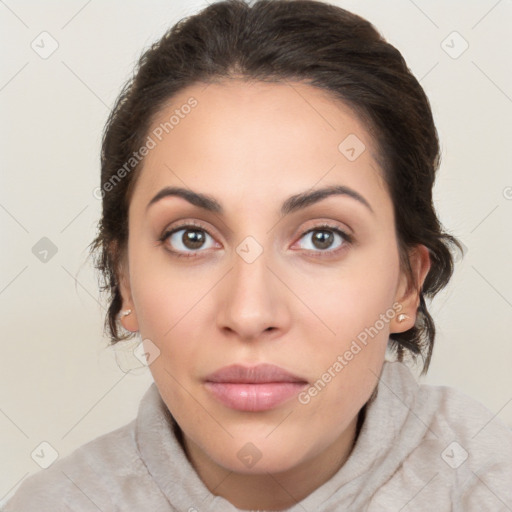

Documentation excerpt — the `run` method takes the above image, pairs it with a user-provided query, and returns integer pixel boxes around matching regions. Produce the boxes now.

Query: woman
[5,0,511,510]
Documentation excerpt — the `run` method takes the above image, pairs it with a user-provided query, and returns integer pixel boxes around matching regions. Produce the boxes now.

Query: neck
[180,407,365,510]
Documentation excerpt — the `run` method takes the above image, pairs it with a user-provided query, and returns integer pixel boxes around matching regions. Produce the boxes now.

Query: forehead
[132,79,389,215]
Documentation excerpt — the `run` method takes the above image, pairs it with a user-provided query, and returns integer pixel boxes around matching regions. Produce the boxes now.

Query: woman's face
[119,80,429,476]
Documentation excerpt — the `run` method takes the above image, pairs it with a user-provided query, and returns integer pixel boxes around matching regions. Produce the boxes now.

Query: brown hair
[89,0,464,374]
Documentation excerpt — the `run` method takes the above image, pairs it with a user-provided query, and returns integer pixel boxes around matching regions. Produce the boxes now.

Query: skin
[117,79,431,510]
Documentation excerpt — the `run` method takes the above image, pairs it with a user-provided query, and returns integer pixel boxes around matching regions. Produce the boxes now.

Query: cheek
[298,247,399,343]
[293,246,399,409]
[129,257,216,383]
[129,248,207,338]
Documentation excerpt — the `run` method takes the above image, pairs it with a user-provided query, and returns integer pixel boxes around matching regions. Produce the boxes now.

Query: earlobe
[119,307,139,332]
[118,274,139,332]
[391,244,431,333]
[116,250,140,333]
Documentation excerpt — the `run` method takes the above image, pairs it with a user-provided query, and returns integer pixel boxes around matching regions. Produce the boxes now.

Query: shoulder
[414,371,512,507]
[417,376,512,454]
[2,419,145,512]
[372,362,512,510]
[385,360,512,451]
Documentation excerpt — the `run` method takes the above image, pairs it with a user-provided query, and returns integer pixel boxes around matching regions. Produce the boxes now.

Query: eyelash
[157,221,354,259]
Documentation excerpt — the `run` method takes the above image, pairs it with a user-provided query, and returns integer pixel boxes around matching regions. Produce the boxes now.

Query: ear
[391,244,431,333]
[114,243,139,333]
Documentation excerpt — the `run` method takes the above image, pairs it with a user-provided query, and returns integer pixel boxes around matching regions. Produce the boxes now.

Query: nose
[215,248,291,342]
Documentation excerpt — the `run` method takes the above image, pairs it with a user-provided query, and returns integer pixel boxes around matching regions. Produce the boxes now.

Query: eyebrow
[146,184,374,216]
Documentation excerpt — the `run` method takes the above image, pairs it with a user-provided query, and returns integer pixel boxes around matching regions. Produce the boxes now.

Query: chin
[193,429,318,475]
[216,447,307,475]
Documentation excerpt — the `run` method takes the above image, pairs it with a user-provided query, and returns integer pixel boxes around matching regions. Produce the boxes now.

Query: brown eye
[181,229,206,249]
[296,225,352,254]
[311,230,334,250]
[162,226,216,255]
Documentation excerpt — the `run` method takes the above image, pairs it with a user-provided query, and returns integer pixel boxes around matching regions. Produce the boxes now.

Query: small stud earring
[397,313,410,322]
[120,309,132,318]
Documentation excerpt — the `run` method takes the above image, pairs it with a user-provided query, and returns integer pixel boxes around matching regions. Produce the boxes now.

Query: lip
[204,364,308,412]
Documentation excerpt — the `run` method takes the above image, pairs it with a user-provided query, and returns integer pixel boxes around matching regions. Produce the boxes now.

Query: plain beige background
[1,0,511,505]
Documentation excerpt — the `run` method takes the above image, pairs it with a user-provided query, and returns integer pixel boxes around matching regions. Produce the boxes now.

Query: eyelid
[162,219,213,235]
[295,218,353,239]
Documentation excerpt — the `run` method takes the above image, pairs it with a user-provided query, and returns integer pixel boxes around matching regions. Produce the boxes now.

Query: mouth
[204,363,308,412]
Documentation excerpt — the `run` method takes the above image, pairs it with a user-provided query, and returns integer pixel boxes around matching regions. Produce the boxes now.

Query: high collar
[135,360,430,511]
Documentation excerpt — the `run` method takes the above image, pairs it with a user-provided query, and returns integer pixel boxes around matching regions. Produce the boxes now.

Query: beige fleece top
[3,360,512,511]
